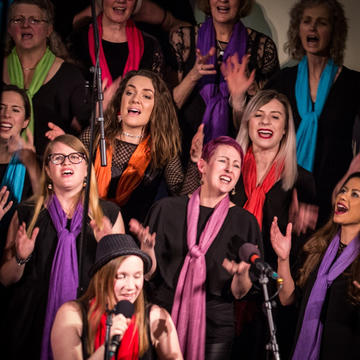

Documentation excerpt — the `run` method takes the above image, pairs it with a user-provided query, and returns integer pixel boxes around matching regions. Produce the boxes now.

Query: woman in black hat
[51,233,183,360]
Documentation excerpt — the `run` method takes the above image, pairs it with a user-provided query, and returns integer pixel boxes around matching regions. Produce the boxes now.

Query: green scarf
[7,47,56,137]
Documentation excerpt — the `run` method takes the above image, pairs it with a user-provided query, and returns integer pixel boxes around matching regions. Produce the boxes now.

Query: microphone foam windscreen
[238,242,260,263]
[114,300,135,318]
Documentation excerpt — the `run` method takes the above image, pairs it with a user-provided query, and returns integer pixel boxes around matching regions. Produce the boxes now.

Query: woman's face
[248,99,286,153]
[114,255,144,304]
[7,4,52,51]
[199,144,242,196]
[102,0,136,24]
[333,177,360,228]
[0,91,29,141]
[209,0,241,25]
[45,142,87,194]
[299,4,332,57]
[119,75,155,133]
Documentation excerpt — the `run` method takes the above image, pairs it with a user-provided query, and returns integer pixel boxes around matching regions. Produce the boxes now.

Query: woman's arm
[270,217,296,306]
[150,305,183,360]
[0,211,39,286]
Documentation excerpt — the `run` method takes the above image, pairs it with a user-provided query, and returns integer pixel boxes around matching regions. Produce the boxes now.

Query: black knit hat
[89,234,152,277]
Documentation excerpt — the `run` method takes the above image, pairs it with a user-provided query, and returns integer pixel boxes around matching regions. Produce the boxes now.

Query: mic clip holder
[258,271,281,360]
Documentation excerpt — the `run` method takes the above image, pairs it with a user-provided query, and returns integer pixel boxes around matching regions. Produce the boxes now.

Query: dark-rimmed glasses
[47,152,86,165]
[9,16,49,26]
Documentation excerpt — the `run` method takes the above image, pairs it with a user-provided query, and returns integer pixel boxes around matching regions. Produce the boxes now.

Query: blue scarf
[295,56,338,172]
[293,232,360,360]
[0,154,25,204]
[198,18,248,143]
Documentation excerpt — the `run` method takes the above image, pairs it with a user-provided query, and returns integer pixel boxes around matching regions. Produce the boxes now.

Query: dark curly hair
[284,0,347,65]
[196,0,253,19]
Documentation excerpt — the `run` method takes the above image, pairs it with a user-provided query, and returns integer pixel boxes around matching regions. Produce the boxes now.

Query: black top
[31,61,91,156]
[231,166,317,270]
[293,262,360,360]
[0,199,120,360]
[144,195,263,344]
[68,19,164,82]
[266,65,360,226]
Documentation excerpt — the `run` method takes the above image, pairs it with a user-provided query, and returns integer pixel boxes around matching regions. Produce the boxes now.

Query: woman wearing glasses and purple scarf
[170,0,279,159]
[0,134,124,360]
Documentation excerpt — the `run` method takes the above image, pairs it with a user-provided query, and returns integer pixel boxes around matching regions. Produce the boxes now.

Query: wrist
[15,252,33,266]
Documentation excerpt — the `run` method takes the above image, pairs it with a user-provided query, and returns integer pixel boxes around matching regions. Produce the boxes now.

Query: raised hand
[0,186,13,221]
[289,188,318,235]
[15,221,39,260]
[221,53,255,100]
[190,124,204,163]
[90,216,114,242]
[189,47,217,82]
[129,218,156,250]
[270,217,292,261]
[45,122,65,141]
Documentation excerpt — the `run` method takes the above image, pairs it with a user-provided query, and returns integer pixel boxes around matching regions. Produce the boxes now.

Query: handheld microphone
[108,300,135,358]
[239,242,282,283]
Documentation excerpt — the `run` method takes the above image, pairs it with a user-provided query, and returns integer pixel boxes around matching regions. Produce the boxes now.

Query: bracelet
[15,252,32,266]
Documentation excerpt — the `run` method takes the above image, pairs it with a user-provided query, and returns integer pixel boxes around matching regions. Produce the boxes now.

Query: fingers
[30,227,40,242]
[222,259,250,276]
[353,280,360,290]
[111,314,130,340]
[128,218,141,234]
[286,222,293,238]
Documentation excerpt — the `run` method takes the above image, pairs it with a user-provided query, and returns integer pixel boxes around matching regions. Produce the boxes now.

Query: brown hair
[284,0,347,65]
[78,256,149,356]
[5,0,70,60]
[196,0,253,19]
[27,134,103,236]
[97,69,181,169]
[1,84,31,120]
[298,173,360,305]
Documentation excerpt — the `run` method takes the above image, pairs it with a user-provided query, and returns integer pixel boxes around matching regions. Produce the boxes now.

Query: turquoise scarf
[295,56,338,172]
[0,154,26,204]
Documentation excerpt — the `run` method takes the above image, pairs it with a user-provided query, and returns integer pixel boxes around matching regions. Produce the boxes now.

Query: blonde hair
[79,256,149,356]
[27,135,103,236]
[236,89,297,190]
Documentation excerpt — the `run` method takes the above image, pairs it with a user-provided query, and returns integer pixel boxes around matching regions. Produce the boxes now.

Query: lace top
[170,24,279,94]
[80,127,200,197]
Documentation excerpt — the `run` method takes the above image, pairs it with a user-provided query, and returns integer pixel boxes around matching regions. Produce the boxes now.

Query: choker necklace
[122,131,143,139]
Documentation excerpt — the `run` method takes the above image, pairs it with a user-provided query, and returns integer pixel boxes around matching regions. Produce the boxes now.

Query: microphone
[108,300,135,358]
[239,242,283,283]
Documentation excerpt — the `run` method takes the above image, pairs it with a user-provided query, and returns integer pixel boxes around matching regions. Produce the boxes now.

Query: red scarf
[95,136,151,206]
[94,312,139,359]
[88,14,144,86]
[242,147,283,229]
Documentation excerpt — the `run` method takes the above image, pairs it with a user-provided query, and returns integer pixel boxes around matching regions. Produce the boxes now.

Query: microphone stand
[259,272,281,360]
[77,0,107,297]
[104,310,113,360]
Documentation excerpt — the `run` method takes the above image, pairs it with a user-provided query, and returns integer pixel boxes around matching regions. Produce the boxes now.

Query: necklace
[122,131,143,139]
[216,39,227,58]
[21,65,36,71]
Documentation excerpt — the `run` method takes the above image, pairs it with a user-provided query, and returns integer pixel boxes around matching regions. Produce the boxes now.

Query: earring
[83,177,87,188]
[231,188,236,196]
[48,182,53,190]
[200,179,204,185]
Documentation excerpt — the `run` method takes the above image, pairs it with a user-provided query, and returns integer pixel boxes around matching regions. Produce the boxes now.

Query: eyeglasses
[47,152,87,165]
[9,16,49,26]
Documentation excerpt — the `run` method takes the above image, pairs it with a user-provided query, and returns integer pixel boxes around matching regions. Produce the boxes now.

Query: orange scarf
[242,147,283,229]
[95,136,151,206]
[94,312,139,360]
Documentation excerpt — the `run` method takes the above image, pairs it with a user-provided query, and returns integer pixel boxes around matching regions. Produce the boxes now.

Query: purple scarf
[40,195,83,360]
[293,232,360,360]
[171,187,230,360]
[198,18,248,142]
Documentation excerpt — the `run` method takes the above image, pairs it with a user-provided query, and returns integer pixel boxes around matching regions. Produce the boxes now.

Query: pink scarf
[88,14,144,85]
[171,187,230,360]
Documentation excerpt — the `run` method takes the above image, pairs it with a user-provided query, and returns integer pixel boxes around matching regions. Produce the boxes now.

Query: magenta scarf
[171,187,230,360]
[293,232,360,360]
[88,14,144,85]
[40,195,83,359]
[198,18,248,142]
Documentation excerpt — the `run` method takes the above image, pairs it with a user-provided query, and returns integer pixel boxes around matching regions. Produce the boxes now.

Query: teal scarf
[7,47,56,137]
[295,56,338,172]
[0,154,25,204]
